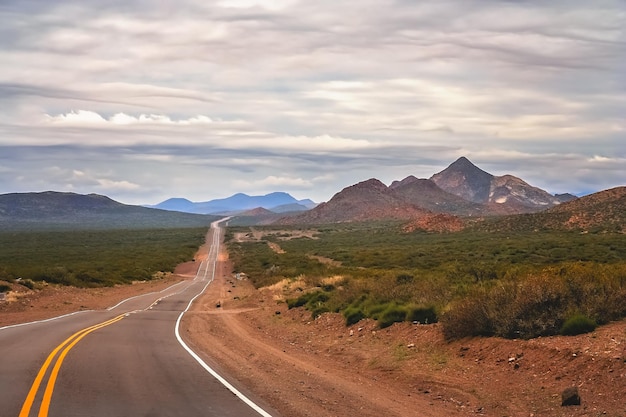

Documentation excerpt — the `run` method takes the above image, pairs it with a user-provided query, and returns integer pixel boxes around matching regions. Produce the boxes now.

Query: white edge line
[174,221,274,417]
[0,310,92,331]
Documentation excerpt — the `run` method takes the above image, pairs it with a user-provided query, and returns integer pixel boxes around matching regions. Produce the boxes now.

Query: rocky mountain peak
[430,157,494,203]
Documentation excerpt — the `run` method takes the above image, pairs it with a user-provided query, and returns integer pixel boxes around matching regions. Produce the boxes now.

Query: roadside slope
[183,245,626,417]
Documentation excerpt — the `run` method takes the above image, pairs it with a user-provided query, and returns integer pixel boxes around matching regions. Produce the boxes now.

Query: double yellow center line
[19,314,126,417]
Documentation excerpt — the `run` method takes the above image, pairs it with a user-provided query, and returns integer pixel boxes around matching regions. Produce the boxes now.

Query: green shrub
[343,306,366,326]
[560,314,597,336]
[307,291,330,305]
[287,292,314,309]
[378,304,407,329]
[363,301,389,321]
[310,305,330,319]
[0,284,10,293]
[406,305,438,324]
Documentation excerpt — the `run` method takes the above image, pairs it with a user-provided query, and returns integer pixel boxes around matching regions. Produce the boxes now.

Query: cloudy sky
[0,0,624,205]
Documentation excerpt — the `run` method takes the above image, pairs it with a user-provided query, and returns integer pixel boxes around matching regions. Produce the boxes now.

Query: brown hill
[475,186,626,232]
[278,179,427,224]
[276,179,464,231]
[547,186,626,231]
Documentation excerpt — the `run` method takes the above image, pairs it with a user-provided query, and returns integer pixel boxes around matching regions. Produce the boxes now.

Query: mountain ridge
[0,191,220,231]
[149,192,316,215]
[274,157,587,229]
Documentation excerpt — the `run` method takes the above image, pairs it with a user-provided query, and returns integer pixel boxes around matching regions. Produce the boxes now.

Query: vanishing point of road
[0,220,279,417]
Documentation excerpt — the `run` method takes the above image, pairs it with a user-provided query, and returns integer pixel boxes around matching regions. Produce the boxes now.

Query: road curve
[0,220,279,417]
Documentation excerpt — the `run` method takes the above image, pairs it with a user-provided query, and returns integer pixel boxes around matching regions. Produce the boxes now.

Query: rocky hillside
[545,186,626,231]
[430,157,576,211]
[389,176,487,216]
[475,186,626,232]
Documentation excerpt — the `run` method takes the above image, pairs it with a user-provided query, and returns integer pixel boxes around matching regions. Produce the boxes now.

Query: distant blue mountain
[150,192,316,214]
[153,198,196,212]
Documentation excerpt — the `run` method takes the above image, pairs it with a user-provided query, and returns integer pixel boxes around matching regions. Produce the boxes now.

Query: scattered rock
[561,387,581,406]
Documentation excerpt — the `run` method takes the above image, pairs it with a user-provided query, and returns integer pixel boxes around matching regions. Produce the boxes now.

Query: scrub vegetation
[225,223,626,340]
[0,228,207,287]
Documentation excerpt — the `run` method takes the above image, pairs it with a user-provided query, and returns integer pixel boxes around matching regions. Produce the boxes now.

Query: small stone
[561,387,581,406]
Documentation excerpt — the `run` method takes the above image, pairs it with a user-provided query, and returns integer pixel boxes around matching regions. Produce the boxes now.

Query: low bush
[378,303,408,328]
[0,284,10,293]
[406,305,438,324]
[287,292,314,309]
[310,305,330,319]
[343,306,366,326]
[440,296,493,340]
[287,289,332,318]
[560,314,597,336]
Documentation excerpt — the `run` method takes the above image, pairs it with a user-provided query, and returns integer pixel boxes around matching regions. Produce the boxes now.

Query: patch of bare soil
[233,228,319,243]
[183,247,626,417]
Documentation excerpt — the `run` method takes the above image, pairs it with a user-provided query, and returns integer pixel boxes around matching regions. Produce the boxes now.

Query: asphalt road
[0,220,277,417]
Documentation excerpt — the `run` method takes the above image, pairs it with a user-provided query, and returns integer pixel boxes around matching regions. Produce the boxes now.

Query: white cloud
[589,155,612,163]
[45,111,216,126]
[45,110,107,125]
[96,179,141,191]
